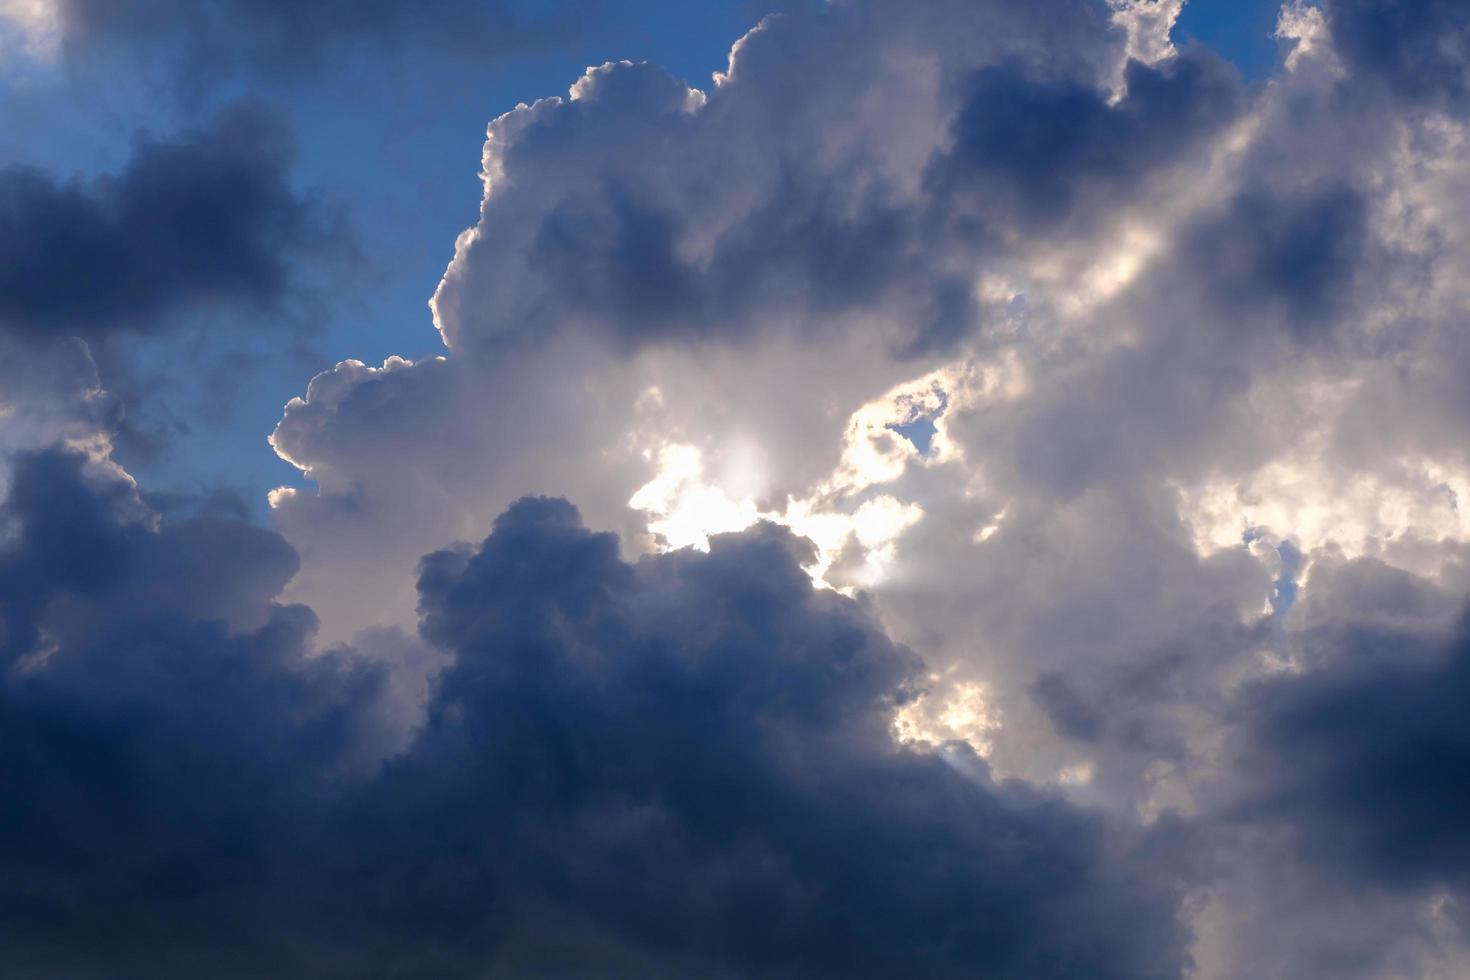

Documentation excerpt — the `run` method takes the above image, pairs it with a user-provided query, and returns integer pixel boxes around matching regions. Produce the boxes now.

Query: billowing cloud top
[7,0,1470,977]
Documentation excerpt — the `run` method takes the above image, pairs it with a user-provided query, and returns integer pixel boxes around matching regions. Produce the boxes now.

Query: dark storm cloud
[0,448,393,976]
[1236,575,1470,891]
[0,102,347,340]
[328,500,1188,979]
[929,46,1242,231]
[1324,0,1470,111]
[1185,182,1368,338]
[0,449,137,665]
[0,466,1190,978]
[53,0,583,89]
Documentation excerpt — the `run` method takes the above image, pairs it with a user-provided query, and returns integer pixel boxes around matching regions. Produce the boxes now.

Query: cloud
[0,0,61,62]
[1182,181,1369,338]
[1322,0,1470,111]
[270,0,1247,641]
[10,0,1470,976]
[429,7,1240,358]
[0,450,1189,977]
[1235,567,1470,890]
[1169,554,1470,980]
[0,446,408,975]
[46,0,582,88]
[343,498,1190,979]
[0,102,348,341]
[928,48,1240,232]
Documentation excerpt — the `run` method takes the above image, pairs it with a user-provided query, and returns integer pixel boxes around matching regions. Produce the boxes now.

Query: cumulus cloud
[0,446,435,977]
[428,5,1238,358]
[259,1,1470,974]
[366,499,1188,978]
[8,0,1470,975]
[269,0,1244,637]
[0,451,1189,977]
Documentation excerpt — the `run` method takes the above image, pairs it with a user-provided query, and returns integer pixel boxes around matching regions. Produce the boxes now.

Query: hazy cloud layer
[49,0,584,90]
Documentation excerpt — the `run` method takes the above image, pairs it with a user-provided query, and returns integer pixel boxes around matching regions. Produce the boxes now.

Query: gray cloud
[1323,0,1470,111]
[52,0,584,92]
[0,102,348,341]
[9,0,1470,976]
[0,451,1190,978]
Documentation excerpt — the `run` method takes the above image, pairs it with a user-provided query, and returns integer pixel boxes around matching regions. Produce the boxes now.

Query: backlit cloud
[6,1,1470,976]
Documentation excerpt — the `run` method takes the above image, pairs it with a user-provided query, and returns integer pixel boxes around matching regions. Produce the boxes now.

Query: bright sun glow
[627,444,762,552]
[893,680,1001,756]
[627,356,1030,589]
[0,0,60,61]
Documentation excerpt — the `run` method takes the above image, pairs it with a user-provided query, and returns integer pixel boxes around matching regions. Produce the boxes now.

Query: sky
[2,0,1469,977]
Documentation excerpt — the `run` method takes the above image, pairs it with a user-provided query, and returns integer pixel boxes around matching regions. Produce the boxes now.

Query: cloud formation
[42,0,582,88]
[263,1,1470,974]
[1323,0,1470,110]
[7,0,1470,976]
[0,452,1187,977]
[0,102,346,340]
